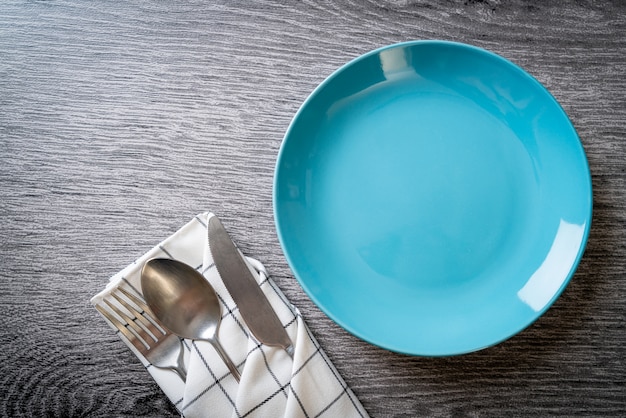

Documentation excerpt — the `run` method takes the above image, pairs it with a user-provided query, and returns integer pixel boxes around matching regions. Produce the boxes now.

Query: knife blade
[208,215,294,356]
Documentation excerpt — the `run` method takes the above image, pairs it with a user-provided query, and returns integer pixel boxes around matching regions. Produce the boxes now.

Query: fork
[96,286,187,382]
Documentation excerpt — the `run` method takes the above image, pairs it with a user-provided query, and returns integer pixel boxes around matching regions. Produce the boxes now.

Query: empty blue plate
[273,41,592,356]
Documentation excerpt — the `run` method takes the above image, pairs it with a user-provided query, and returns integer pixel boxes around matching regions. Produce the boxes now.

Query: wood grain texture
[1,0,624,416]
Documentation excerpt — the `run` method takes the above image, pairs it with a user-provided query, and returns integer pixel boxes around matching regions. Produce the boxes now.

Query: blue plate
[273,41,592,356]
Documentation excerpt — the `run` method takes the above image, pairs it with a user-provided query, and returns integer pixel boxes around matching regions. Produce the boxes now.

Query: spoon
[140,258,241,382]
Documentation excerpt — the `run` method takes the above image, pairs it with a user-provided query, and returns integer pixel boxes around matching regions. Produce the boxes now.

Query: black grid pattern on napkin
[181,323,365,418]
[178,260,296,415]
[95,213,368,418]
[176,273,365,417]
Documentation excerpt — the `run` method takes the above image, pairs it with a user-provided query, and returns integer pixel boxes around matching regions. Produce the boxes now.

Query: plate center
[313,82,538,290]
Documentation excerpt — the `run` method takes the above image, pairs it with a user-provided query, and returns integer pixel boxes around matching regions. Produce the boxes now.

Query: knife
[208,215,294,357]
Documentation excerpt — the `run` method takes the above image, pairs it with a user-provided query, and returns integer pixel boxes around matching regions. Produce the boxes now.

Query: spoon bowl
[141,258,241,381]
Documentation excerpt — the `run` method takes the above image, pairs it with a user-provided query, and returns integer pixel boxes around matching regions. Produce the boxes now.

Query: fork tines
[96,287,168,353]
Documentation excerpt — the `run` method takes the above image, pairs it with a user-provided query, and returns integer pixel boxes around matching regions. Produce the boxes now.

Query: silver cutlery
[208,215,294,356]
[141,258,242,382]
[96,287,187,382]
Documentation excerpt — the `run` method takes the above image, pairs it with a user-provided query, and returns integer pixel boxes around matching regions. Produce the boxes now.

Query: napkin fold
[91,212,369,418]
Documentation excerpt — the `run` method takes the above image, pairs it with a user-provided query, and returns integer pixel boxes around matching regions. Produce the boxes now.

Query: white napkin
[91,212,369,418]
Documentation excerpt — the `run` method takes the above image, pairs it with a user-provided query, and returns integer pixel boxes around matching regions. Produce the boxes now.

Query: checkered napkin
[91,212,369,418]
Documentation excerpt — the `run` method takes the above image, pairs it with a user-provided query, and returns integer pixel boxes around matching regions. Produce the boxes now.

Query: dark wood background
[1,0,624,416]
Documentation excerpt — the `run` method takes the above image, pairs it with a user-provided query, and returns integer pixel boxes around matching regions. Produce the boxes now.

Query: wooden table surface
[1,1,624,416]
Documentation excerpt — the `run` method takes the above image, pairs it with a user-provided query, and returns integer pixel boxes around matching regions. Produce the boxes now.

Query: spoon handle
[211,340,241,382]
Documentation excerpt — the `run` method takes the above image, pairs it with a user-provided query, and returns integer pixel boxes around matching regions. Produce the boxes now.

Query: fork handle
[172,344,187,382]
[172,364,187,382]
